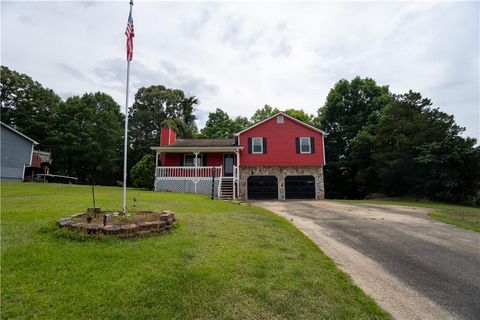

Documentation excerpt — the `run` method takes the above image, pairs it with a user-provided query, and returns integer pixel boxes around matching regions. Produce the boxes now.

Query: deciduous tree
[317,77,392,198]
[0,65,61,146]
[128,85,198,165]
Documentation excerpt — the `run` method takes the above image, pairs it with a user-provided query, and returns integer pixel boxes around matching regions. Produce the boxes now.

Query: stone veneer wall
[238,166,324,200]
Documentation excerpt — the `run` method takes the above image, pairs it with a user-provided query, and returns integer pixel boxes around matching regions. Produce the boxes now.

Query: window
[252,138,263,154]
[300,137,311,153]
[184,154,202,166]
[277,115,284,123]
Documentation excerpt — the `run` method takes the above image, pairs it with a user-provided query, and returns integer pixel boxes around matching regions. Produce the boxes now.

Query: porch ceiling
[151,146,244,153]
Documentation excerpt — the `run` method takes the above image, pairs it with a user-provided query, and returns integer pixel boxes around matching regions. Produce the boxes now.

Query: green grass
[336,198,480,232]
[1,182,387,319]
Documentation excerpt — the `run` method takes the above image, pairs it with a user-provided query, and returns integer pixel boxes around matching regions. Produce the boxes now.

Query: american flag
[125,6,134,61]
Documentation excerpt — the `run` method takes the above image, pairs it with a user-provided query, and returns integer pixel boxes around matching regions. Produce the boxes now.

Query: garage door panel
[248,176,278,200]
[285,175,315,199]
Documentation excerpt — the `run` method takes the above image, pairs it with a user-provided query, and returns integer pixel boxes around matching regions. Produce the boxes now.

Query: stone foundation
[239,166,324,200]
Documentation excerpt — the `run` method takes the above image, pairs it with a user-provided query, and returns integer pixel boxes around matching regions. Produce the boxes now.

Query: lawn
[1,182,387,319]
[337,198,480,232]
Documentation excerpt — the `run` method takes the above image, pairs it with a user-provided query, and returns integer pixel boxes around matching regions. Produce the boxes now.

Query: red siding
[238,116,325,167]
[160,127,176,146]
[160,152,226,166]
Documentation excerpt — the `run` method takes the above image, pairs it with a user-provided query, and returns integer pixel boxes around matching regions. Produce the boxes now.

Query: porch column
[193,151,200,167]
[235,149,240,198]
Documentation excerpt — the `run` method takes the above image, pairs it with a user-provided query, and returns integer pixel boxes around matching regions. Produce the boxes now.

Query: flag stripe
[125,9,134,61]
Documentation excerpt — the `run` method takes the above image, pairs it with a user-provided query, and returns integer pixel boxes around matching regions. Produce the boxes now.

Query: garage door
[247,176,278,200]
[285,175,315,199]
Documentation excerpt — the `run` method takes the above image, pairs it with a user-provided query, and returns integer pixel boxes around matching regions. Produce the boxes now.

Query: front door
[223,154,234,177]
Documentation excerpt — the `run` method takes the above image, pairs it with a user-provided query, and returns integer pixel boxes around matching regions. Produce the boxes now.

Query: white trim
[234,112,325,136]
[276,115,284,123]
[299,137,312,154]
[252,137,263,154]
[29,143,34,165]
[1,122,39,145]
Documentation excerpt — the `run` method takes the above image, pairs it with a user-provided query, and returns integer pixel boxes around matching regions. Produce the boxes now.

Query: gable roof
[234,112,325,136]
[0,122,39,145]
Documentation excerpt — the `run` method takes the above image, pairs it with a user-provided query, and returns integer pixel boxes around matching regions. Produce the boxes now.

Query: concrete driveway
[255,200,480,320]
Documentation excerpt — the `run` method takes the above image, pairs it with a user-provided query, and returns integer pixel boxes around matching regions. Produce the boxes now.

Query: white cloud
[2,1,478,140]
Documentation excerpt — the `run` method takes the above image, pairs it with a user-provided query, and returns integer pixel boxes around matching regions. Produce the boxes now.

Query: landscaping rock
[104,225,121,235]
[58,218,73,227]
[57,210,177,239]
[86,224,103,234]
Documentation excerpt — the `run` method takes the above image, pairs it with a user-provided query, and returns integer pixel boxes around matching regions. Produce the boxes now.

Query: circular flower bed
[57,210,176,238]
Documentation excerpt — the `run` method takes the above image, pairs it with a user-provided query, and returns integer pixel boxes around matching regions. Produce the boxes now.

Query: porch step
[219,178,236,200]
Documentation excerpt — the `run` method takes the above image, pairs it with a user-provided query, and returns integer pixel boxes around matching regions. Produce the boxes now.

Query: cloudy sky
[2,1,479,140]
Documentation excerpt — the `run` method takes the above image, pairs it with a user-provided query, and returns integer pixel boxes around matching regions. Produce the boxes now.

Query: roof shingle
[170,139,236,147]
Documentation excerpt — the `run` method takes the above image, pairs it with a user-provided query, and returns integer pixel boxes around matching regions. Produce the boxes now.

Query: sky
[1,1,479,140]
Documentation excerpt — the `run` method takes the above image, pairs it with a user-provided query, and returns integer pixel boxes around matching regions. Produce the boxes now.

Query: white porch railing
[156,166,222,178]
[154,166,240,199]
[155,166,223,196]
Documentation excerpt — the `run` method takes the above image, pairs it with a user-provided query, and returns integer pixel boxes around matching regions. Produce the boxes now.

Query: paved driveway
[255,200,480,320]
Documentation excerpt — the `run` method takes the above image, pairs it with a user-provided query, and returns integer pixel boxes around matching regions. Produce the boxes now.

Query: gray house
[1,122,38,181]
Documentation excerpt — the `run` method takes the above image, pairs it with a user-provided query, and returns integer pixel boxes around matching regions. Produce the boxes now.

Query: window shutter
[263,138,267,154]
[202,154,208,166]
[295,137,300,154]
[310,137,315,153]
[180,155,184,166]
[248,138,252,154]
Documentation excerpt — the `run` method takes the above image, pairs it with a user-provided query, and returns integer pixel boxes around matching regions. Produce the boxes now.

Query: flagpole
[123,59,130,213]
[123,0,133,213]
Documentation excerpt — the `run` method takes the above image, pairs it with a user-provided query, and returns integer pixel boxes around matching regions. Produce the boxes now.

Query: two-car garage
[247,175,316,200]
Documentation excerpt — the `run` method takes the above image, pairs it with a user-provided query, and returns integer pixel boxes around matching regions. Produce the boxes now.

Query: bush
[130,154,156,189]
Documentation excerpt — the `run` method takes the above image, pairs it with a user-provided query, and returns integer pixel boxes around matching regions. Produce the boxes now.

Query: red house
[151,112,325,200]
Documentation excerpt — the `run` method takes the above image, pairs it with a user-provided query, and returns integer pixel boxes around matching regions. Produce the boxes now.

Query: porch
[154,166,238,199]
[151,144,243,199]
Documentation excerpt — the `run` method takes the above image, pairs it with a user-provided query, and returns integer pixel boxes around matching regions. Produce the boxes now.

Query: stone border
[57,211,176,238]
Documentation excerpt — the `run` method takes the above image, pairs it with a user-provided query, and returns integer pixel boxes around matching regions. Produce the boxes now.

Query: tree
[250,105,280,123]
[50,92,124,185]
[130,154,156,189]
[199,108,232,138]
[160,118,196,139]
[317,77,392,198]
[373,91,480,202]
[128,85,198,166]
[231,116,251,133]
[0,65,61,146]
[199,109,250,138]
[284,108,314,124]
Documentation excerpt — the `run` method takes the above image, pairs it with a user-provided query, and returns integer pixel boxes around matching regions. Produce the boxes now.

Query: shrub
[130,154,156,189]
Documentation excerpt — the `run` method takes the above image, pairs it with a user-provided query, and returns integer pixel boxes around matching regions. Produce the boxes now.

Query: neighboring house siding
[238,116,325,167]
[1,125,34,181]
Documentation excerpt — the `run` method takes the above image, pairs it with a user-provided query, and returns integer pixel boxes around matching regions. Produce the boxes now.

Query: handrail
[156,166,222,178]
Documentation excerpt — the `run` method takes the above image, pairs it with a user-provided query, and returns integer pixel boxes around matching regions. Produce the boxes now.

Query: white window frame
[252,137,263,154]
[299,137,311,154]
[184,154,203,167]
[277,115,284,124]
